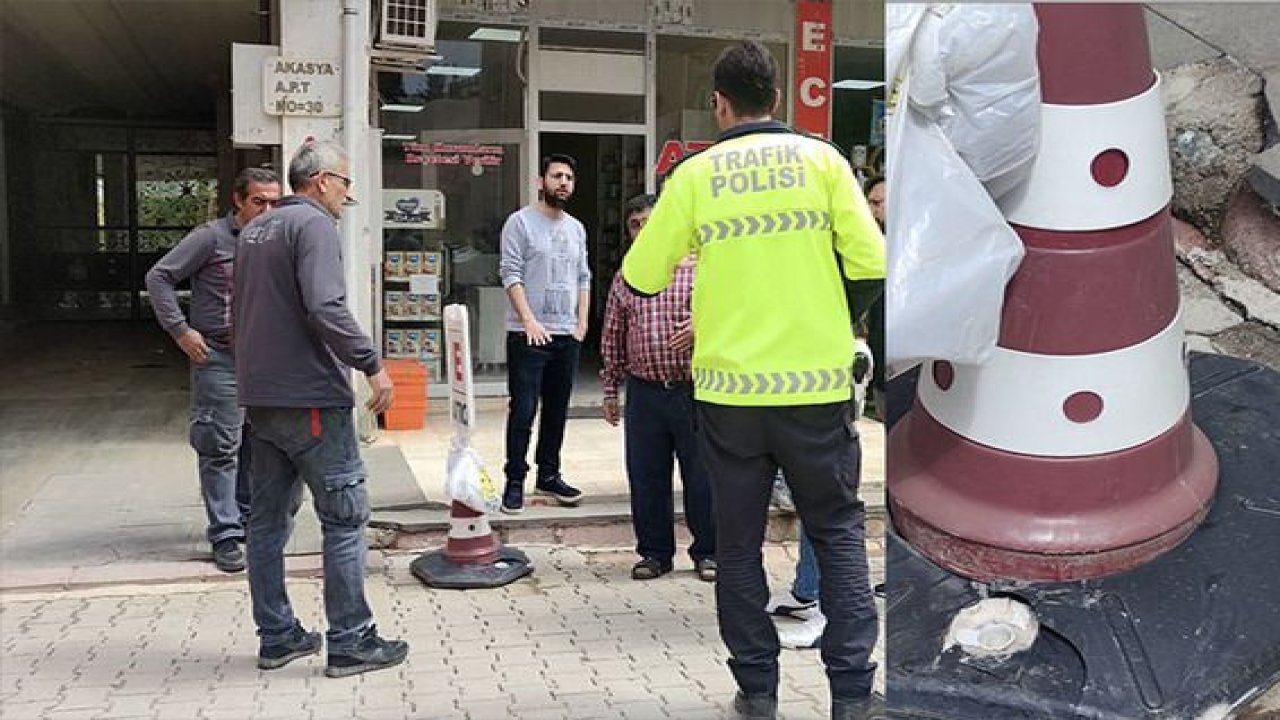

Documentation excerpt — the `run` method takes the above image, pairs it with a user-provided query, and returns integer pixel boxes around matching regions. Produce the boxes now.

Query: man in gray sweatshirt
[233,140,407,678]
[498,153,592,514]
[144,167,281,573]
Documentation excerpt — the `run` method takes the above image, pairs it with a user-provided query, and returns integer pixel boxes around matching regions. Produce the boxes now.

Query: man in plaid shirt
[601,194,717,583]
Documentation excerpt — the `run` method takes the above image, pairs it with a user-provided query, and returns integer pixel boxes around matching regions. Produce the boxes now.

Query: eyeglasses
[315,171,353,189]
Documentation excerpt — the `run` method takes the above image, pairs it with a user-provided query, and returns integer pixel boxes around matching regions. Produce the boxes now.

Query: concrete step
[369,491,888,551]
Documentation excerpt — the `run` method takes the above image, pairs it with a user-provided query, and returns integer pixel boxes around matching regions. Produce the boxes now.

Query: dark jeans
[244,406,373,654]
[624,378,715,564]
[503,332,580,486]
[695,400,878,701]
[189,346,251,545]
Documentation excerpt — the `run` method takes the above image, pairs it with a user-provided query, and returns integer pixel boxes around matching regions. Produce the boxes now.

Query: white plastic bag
[908,5,1042,199]
[885,4,1040,374]
[444,436,500,514]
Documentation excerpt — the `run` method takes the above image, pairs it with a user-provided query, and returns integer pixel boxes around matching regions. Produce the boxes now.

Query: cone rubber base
[410,546,533,590]
[886,353,1280,719]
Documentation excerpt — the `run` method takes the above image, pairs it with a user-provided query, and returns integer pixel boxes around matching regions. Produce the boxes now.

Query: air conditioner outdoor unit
[377,0,438,52]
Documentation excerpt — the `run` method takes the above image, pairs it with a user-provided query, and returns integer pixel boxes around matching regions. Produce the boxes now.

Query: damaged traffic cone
[442,501,501,565]
[888,2,1218,583]
[411,304,532,589]
[888,5,1280,719]
[411,498,532,589]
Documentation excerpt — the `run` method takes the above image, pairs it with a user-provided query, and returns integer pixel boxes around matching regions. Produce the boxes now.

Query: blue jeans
[503,333,580,486]
[244,406,373,654]
[189,346,251,545]
[624,378,715,564]
[793,528,820,603]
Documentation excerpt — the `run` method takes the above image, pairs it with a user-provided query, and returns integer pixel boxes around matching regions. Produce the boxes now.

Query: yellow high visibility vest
[623,123,885,407]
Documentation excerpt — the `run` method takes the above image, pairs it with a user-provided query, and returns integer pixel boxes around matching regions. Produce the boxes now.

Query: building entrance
[538,131,645,357]
[15,122,220,322]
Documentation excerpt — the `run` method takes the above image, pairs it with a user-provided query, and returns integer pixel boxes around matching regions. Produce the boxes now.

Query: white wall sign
[383,189,446,229]
[262,57,342,117]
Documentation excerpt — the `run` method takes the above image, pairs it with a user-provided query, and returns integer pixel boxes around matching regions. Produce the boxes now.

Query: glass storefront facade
[377,2,883,389]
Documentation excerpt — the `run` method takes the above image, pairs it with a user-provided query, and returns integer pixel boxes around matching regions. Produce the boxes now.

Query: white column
[280,0,376,423]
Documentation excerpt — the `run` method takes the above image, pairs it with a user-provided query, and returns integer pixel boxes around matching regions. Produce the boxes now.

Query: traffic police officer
[622,41,885,720]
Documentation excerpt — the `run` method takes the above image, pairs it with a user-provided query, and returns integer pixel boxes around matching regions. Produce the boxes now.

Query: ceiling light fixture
[380,103,426,112]
[426,66,482,77]
[383,134,417,142]
[832,79,886,91]
[468,27,524,43]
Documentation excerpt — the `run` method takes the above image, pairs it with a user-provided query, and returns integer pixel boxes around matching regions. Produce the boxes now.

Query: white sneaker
[778,613,826,650]
[765,591,818,621]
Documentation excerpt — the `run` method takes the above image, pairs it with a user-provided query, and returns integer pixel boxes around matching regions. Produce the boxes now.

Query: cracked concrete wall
[1145,4,1280,306]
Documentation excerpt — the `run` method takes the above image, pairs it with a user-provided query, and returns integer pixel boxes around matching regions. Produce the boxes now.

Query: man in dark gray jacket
[233,140,407,677]
[145,167,281,573]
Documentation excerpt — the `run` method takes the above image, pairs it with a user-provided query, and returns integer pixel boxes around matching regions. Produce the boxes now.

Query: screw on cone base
[411,546,533,590]
[887,354,1280,719]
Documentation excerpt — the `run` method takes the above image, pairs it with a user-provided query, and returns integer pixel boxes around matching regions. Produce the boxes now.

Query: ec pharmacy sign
[263,58,342,117]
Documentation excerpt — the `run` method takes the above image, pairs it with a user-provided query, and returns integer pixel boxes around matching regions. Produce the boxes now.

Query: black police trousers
[694,399,878,701]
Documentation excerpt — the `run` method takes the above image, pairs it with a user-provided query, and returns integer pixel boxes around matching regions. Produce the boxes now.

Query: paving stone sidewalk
[0,546,885,720]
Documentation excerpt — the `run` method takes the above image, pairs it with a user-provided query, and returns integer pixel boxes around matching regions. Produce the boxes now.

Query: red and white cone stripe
[443,501,501,566]
[889,3,1219,582]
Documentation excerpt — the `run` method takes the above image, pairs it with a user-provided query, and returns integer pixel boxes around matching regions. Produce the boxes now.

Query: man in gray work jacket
[145,167,281,573]
[234,140,408,678]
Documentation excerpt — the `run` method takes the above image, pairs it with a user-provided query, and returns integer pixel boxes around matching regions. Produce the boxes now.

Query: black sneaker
[501,481,524,515]
[832,692,886,720]
[212,539,245,573]
[324,625,409,678]
[257,623,321,670]
[534,474,584,506]
[695,557,718,582]
[733,691,778,720]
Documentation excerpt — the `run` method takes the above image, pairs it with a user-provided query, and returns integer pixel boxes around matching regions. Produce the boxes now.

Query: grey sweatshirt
[498,206,591,334]
[233,196,381,408]
[144,214,238,350]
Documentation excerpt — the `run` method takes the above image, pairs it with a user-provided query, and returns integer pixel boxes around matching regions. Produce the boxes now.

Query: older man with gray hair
[233,140,406,677]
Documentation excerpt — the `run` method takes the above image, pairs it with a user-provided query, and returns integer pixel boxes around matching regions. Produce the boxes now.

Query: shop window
[655,36,789,147]
[833,45,886,177]
[377,26,524,131]
[539,92,645,124]
[382,135,523,382]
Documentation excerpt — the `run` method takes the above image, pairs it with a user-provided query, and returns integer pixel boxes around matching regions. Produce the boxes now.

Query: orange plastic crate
[381,359,428,429]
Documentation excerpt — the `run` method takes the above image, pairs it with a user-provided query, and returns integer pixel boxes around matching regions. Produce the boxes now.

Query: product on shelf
[385,251,404,279]
[385,329,404,357]
[405,251,424,275]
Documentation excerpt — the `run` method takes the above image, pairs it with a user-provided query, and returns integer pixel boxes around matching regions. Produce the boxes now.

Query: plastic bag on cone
[444,436,500,514]
[885,4,1039,374]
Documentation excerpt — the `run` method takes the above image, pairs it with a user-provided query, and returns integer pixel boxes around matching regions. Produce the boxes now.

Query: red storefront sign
[793,0,833,138]
[656,140,715,176]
